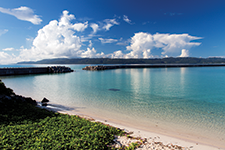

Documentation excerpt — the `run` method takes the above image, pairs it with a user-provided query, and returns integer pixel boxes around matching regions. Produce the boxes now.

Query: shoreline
[39,102,224,150]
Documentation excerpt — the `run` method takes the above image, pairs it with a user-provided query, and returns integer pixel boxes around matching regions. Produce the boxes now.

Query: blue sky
[0,0,225,64]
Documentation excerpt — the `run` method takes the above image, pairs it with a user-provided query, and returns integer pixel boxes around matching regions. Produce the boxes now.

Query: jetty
[82,63,225,71]
[0,66,73,76]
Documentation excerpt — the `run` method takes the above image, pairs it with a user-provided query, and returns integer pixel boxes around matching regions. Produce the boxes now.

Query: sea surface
[1,64,225,146]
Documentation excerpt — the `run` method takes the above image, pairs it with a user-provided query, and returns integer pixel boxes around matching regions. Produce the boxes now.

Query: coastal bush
[0,113,123,149]
[0,80,124,149]
[0,103,124,149]
[0,80,14,95]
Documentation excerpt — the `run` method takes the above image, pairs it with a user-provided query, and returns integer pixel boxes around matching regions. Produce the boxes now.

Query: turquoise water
[1,64,225,144]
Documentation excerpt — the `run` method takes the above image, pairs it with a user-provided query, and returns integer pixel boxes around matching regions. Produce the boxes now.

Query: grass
[0,80,126,150]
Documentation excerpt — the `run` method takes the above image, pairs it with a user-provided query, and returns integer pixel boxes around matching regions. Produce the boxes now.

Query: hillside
[17,57,225,64]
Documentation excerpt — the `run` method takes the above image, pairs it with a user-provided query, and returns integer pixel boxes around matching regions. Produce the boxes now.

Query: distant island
[17,57,225,64]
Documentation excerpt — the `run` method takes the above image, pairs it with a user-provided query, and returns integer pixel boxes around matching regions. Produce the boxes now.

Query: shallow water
[1,64,225,145]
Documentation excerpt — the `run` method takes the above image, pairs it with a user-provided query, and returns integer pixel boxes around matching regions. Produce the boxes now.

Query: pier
[82,63,225,71]
[0,66,73,76]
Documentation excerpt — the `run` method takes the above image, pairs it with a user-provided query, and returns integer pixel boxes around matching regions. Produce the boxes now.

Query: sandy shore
[39,102,224,150]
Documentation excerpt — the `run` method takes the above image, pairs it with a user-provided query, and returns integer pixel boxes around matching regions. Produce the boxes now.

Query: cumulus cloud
[126,32,154,58]
[0,29,8,36]
[107,50,124,58]
[123,15,133,24]
[80,47,105,58]
[103,19,119,30]
[18,10,95,60]
[125,32,202,58]
[0,10,105,64]
[99,38,118,44]
[105,32,201,59]
[0,10,202,64]
[179,49,189,57]
[0,6,42,25]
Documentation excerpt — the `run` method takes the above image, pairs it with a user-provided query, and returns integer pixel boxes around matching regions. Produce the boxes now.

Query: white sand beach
[39,102,225,150]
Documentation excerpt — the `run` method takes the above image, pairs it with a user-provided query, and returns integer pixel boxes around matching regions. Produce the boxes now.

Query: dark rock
[41,97,49,103]
[42,103,48,107]
[4,95,12,100]
[24,97,37,106]
[109,88,120,91]
[82,65,107,71]
[48,66,73,73]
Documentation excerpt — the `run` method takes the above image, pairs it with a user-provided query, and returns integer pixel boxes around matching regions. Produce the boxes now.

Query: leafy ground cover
[0,80,128,150]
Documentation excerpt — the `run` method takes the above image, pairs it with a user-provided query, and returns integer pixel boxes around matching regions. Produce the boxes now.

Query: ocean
[1,64,225,146]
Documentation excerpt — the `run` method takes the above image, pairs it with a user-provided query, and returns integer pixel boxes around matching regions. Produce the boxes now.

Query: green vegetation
[0,80,15,96]
[0,80,127,150]
[18,57,225,64]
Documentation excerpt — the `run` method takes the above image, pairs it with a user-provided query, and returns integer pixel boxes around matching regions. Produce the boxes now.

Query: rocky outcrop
[47,66,74,73]
[0,80,37,111]
[41,97,49,103]
[41,97,50,106]
[0,94,37,107]
[82,65,109,71]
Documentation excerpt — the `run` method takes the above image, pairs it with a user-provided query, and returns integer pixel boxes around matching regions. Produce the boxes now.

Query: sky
[0,0,225,64]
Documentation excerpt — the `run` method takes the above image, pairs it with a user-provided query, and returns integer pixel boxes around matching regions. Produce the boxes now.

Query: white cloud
[107,50,124,58]
[0,10,202,64]
[0,52,18,64]
[58,10,88,32]
[123,15,132,24]
[18,10,88,60]
[125,32,202,58]
[89,18,119,34]
[0,6,42,25]
[73,22,88,32]
[0,10,104,63]
[103,19,119,31]
[126,32,155,58]
[90,23,99,33]
[153,33,201,55]
[179,49,189,57]
[0,51,11,59]
[116,38,130,46]
[26,37,33,42]
[2,47,15,51]
[80,47,105,58]
[99,38,118,44]
[105,32,201,59]
[143,49,153,58]
[88,40,93,48]
[0,29,8,36]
